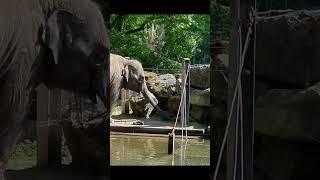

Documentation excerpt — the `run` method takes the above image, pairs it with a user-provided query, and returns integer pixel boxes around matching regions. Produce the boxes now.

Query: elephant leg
[0,97,27,180]
[0,64,30,179]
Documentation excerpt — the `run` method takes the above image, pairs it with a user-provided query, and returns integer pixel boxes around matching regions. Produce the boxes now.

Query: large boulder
[255,82,320,142]
[190,64,210,89]
[254,133,320,180]
[210,40,229,104]
[256,10,320,87]
[167,88,212,123]
[145,72,177,110]
[190,88,211,107]
[129,94,155,118]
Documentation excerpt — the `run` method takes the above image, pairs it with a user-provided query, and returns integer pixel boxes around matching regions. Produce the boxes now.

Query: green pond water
[111,135,210,166]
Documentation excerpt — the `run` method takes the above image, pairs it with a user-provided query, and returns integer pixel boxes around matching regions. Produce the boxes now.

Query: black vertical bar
[227,0,241,179]
[48,89,62,167]
[105,12,111,178]
[240,0,255,180]
[185,58,190,124]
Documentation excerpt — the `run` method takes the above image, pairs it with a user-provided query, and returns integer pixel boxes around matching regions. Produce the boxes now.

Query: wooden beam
[36,84,49,167]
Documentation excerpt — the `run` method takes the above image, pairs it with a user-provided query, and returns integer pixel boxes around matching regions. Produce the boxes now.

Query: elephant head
[111,54,170,120]
[121,59,158,108]
[29,0,110,107]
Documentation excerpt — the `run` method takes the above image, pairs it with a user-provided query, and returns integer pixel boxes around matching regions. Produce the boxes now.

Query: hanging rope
[172,68,190,134]
[213,7,255,180]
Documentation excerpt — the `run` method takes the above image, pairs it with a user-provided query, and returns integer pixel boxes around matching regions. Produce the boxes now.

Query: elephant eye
[139,77,144,82]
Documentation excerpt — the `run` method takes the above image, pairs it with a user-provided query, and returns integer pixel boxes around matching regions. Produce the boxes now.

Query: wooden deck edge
[110,126,206,136]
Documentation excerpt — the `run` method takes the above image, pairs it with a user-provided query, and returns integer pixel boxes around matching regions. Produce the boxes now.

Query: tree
[110,15,210,73]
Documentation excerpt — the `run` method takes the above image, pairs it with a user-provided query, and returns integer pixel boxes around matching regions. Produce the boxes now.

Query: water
[110,134,210,166]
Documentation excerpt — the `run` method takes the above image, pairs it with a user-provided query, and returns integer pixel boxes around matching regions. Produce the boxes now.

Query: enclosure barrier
[36,85,62,167]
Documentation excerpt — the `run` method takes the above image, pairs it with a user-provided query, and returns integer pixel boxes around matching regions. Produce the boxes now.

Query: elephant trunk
[141,83,158,108]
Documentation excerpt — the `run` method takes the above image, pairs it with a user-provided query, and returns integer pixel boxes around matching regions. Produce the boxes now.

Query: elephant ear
[122,65,129,82]
[43,11,73,65]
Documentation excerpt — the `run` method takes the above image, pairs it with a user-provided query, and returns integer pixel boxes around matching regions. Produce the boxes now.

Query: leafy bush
[110,15,210,73]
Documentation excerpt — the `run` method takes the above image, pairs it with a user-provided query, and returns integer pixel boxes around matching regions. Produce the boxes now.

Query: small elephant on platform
[110,54,170,121]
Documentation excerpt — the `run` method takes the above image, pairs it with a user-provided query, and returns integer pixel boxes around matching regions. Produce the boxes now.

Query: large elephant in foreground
[0,0,109,178]
[60,54,168,173]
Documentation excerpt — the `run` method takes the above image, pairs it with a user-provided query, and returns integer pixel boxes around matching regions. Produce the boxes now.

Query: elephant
[58,54,168,174]
[110,53,170,121]
[0,0,109,178]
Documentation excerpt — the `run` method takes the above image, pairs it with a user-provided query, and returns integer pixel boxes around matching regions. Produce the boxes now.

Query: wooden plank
[110,126,205,136]
[48,89,62,167]
[36,84,49,167]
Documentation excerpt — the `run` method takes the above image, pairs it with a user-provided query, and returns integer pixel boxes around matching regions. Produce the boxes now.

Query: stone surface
[253,133,320,180]
[190,64,210,89]
[145,72,177,110]
[190,88,211,107]
[129,95,155,118]
[255,82,320,142]
[256,10,320,87]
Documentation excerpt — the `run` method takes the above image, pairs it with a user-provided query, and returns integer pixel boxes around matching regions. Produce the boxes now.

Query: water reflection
[111,135,210,166]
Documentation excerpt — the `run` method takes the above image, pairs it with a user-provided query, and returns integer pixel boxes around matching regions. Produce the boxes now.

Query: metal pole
[184,58,190,125]
[48,89,62,167]
[36,84,49,167]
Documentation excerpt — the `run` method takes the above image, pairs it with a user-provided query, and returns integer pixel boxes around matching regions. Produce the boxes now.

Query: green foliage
[210,1,231,41]
[110,14,209,72]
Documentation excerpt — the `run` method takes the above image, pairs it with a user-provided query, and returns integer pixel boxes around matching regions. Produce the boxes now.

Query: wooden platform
[111,114,209,136]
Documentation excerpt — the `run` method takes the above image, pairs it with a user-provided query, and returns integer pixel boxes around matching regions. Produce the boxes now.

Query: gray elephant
[110,54,169,121]
[0,0,109,178]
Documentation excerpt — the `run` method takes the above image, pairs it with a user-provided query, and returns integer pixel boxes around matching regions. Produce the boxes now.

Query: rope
[213,7,255,180]
[172,69,190,134]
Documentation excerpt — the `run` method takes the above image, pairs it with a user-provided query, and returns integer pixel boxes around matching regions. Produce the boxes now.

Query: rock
[145,72,177,110]
[255,82,320,142]
[167,95,181,115]
[254,133,320,180]
[190,88,211,107]
[190,64,210,89]
[256,10,320,87]
[210,42,228,103]
[190,106,211,124]
[129,95,155,118]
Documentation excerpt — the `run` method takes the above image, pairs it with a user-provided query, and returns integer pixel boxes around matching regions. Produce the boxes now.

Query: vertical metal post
[227,0,241,179]
[36,84,49,167]
[181,58,190,136]
[48,89,62,167]
[121,89,130,114]
[228,0,256,180]
[183,58,190,125]
[240,1,256,180]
